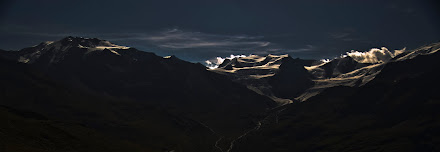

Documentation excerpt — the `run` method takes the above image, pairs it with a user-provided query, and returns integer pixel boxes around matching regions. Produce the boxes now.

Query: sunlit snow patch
[205,54,247,69]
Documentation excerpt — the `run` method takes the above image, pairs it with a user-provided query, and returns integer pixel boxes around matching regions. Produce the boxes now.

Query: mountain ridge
[233,41,440,152]
[1,37,439,152]
[0,36,277,152]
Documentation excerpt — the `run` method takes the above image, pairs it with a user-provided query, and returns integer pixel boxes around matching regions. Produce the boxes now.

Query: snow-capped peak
[17,37,130,64]
[205,54,290,70]
[58,36,129,50]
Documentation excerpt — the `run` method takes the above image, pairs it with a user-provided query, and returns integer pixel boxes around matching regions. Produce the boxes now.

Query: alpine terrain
[1,37,439,152]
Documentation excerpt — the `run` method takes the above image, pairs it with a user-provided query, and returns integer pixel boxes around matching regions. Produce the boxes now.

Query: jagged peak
[206,54,294,70]
[12,37,134,64]
[58,36,127,49]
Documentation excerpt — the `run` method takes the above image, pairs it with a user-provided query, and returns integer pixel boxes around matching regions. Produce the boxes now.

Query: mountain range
[0,37,439,152]
[234,42,440,152]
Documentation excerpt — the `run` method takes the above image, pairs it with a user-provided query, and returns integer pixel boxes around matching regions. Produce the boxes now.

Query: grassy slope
[0,57,217,152]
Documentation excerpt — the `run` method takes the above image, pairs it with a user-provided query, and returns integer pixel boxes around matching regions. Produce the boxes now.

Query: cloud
[330,32,350,39]
[329,29,357,41]
[8,28,317,61]
[103,29,318,59]
[127,28,272,50]
[346,47,405,63]
[253,45,316,54]
[102,28,317,56]
[158,41,270,49]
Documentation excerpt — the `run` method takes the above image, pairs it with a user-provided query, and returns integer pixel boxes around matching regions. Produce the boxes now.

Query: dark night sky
[1,0,439,62]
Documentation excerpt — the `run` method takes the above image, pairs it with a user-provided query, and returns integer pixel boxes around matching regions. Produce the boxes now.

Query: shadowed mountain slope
[0,37,276,151]
[211,54,314,105]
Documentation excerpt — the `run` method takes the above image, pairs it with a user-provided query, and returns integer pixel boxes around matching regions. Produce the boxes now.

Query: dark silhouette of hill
[0,37,275,151]
[267,56,315,100]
